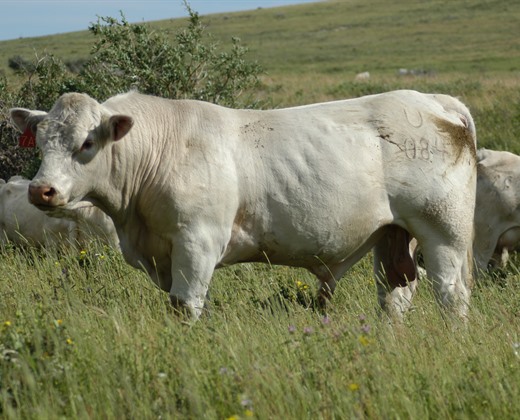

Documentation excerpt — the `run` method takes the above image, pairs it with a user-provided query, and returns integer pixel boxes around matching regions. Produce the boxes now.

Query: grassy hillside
[202,0,520,76]
[1,1,520,418]
[1,0,519,79]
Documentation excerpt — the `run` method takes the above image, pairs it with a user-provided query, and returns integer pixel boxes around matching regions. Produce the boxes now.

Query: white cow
[0,176,118,249]
[0,176,73,247]
[10,89,477,320]
[474,148,520,270]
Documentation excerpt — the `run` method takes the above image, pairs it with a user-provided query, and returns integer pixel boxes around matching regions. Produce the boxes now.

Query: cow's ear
[9,108,47,133]
[109,115,134,141]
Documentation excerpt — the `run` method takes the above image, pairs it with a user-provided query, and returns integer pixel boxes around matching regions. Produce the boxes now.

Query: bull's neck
[100,124,170,226]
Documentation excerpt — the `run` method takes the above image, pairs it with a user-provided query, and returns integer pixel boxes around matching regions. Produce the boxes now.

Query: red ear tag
[19,127,36,148]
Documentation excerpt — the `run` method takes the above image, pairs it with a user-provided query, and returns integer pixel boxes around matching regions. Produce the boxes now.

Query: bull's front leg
[168,229,222,321]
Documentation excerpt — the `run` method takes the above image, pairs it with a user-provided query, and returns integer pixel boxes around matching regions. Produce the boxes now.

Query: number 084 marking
[403,137,447,161]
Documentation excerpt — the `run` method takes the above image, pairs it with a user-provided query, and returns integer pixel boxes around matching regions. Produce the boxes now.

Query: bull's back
[225,90,476,264]
[235,89,474,210]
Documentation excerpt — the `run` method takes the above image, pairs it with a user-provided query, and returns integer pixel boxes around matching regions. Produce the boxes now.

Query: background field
[1,0,520,418]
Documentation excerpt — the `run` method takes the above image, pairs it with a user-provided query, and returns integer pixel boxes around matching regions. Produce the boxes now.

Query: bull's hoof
[169,295,203,322]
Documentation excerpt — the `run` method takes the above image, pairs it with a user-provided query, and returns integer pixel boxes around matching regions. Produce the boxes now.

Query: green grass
[2,0,520,418]
[1,0,519,79]
[1,245,520,418]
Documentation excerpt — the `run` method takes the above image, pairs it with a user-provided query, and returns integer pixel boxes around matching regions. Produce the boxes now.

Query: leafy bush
[0,4,262,180]
[15,54,79,111]
[80,9,261,107]
[7,55,34,73]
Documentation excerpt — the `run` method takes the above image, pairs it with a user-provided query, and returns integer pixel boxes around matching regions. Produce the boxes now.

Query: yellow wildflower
[4,320,11,327]
[226,416,240,420]
[349,383,359,391]
[66,338,73,345]
[296,280,309,290]
[244,409,254,417]
[358,335,371,346]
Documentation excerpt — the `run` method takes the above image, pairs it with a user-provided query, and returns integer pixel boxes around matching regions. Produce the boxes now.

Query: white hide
[0,176,72,247]
[474,148,520,270]
[0,176,118,248]
[11,89,477,320]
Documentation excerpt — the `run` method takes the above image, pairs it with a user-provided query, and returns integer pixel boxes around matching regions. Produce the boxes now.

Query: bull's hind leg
[312,235,384,311]
[373,225,418,319]
[419,236,473,320]
[312,263,346,311]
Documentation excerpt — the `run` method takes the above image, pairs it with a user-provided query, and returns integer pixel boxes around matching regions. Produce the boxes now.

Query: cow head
[10,93,133,215]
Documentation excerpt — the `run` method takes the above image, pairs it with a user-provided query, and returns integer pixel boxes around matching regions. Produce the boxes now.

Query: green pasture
[1,0,520,418]
[1,0,519,78]
[1,243,520,418]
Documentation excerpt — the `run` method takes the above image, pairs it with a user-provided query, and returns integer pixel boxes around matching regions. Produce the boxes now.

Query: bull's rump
[221,90,475,266]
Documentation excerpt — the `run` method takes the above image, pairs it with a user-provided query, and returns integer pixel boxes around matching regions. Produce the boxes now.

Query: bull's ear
[109,115,133,141]
[9,108,47,133]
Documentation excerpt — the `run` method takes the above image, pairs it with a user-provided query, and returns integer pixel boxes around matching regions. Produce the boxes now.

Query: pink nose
[28,184,58,206]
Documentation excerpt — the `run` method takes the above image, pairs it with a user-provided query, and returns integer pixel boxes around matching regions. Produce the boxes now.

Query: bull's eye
[81,139,94,152]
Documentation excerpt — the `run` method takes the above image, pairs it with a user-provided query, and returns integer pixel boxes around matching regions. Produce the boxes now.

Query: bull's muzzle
[28,183,59,207]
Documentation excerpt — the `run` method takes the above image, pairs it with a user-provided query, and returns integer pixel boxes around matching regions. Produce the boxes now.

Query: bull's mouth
[30,200,77,218]
[32,202,62,211]
[32,199,94,216]
[32,203,70,218]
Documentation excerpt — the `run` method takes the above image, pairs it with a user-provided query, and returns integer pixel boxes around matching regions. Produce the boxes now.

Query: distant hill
[1,0,518,82]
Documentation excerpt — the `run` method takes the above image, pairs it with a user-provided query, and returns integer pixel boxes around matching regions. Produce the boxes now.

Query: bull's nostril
[44,187,56,198]
[28,184,59,206]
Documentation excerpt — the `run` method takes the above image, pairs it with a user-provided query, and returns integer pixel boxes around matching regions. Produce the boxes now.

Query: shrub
[7,55,35,73]
[79,8,261,107]
[0,3,262,180]
[15,54,79,111]
[0,74,40,180]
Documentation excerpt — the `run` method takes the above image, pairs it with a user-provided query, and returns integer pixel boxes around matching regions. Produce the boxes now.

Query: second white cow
[11,89,477,320]
[474,148,520,270]
[0,176,118,249]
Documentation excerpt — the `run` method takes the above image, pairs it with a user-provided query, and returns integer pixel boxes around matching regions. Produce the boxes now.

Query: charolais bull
[10,89,477,320]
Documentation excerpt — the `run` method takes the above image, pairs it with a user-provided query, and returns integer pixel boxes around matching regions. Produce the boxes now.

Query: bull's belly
[220,212,388,269]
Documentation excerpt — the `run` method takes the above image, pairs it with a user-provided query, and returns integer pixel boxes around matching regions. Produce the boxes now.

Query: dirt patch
[434,116,476,161]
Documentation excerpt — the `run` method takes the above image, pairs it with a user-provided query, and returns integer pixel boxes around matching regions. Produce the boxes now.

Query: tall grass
[1,242,520,418]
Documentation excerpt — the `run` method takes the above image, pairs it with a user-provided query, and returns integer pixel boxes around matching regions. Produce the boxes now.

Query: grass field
[1,0,520,418]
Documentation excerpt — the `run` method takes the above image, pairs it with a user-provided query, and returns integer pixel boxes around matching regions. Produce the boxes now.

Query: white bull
[0,176,118,249]
[10,89,477,320]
